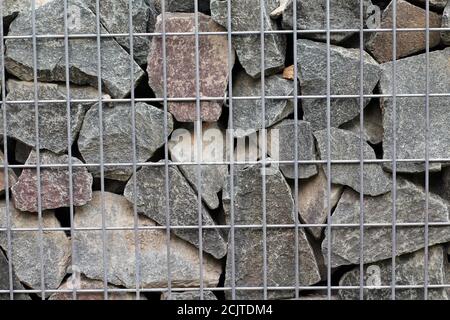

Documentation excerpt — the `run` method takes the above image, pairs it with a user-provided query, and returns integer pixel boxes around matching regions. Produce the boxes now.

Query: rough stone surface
[211,0,286,78]
[366,0,441,63]
[411,0,448,10]
[0,201,71,294]
[49,275,143,300]
[314,128,392,196]
[78,102,173,181]
[340,102,384,145]
[442,1,450,45]
[3,80,98,154]
[2,0,52,27]
[0,151,17,194]
[323,178,450,268]
[232,71,294,138]
[148,13,234,122]
[12,151,93,212]
[270,0,289,19]
[168,124,228,210]
[74,192,222,288]
[297,39,382,131]
[381,48,450,173]
[84,0,158,66]
[222,163,321,300]
[268,120,317,179]
[0,249,30,300]
[293,167,343,239]
[339,246,449,300]
[5,0,144,98]
[153,0,211,13]
[282,0,373,43]
[124,163,227,259]
[161,291,217,300]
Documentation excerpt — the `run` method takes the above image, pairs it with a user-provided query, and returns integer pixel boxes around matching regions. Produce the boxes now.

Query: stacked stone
[0,0,449,300]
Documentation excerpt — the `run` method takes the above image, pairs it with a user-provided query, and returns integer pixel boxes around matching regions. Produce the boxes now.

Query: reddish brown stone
[282,65,295,81]
[366,0,441,63]
[11,151,93,212]
[147,13,235,122]
[0,151,17,193]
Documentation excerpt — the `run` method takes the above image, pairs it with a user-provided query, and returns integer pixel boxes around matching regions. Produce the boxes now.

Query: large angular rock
[222,163,321,300]
[74,192,222,288]
[0,201,71,294]
[49,275,143,300]
[153,0,211,13]
[3,80,99,154]
[314,128,391,196]
[83,0,158,66]
[340,102,384,145]
[78,102,173,182]
[211,0,286,78]
[282,0,373,44]
[232,71,294,138]
[0,151,17,194]
[339,246,449,300]
[0,249,30,300]
[1,0,52,27]
[293,167,343,239]
[297,39,382,131]
[168,124,227,210]
[148,13,234,122]
[5,0,144,98]
[161,291,217,300]
[12,151,93,212]
[366,0,441,63]
[442,1,450,45]
[323,178,450,268]
[381,48,450,173]
[124,163,227,259]
[268,120,317,180]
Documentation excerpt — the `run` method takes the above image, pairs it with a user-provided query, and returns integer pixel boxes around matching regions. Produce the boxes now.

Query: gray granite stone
[5,0,144,98]
[78,102,173,182]
[12,151,93,212]
[380,48,450,173]
[161,291,217,300]
[222,163,321,300]
[168,124,228,210]
[282,0,374,44]
[0,201,71,295]
[153,0,211,13]
[442,1,450,45]
[74,192,222,289]
[2,0,52,27]
[314,128,391,196]
[148,12,234,122]
[232,71,294,138]
[339,246,449,300]
[268,120,317,179]
[211,0,286,78]
[297,39,382,131]
[124,163,227,259]
[0,249,30,300]
[323,178,450,268]
[3,80,99,154]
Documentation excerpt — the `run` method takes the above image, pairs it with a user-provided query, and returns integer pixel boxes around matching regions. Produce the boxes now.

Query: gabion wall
[0,0,449,300]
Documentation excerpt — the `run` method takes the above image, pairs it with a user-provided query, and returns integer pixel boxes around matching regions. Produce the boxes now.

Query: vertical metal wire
[391,0,398,301]
[193,0,204,300]
[94,0,109,300]
[31,0,46,300]
[291,0,300,300]
[160,0,173,300]
[259,0,268,300]
[62,0,77,300]
[127,0,142,300]
[226,0,237,300]
[358,0,366,301]
[325,0,333,300]
[423,0,431,300]
[0,0,14,301]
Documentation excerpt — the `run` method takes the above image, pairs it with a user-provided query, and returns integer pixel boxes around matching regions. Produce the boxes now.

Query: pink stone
[12,151,93,212]
[148,13,235,122]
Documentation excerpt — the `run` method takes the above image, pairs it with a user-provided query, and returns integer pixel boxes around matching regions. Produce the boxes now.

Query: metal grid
[0,0,448,301]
